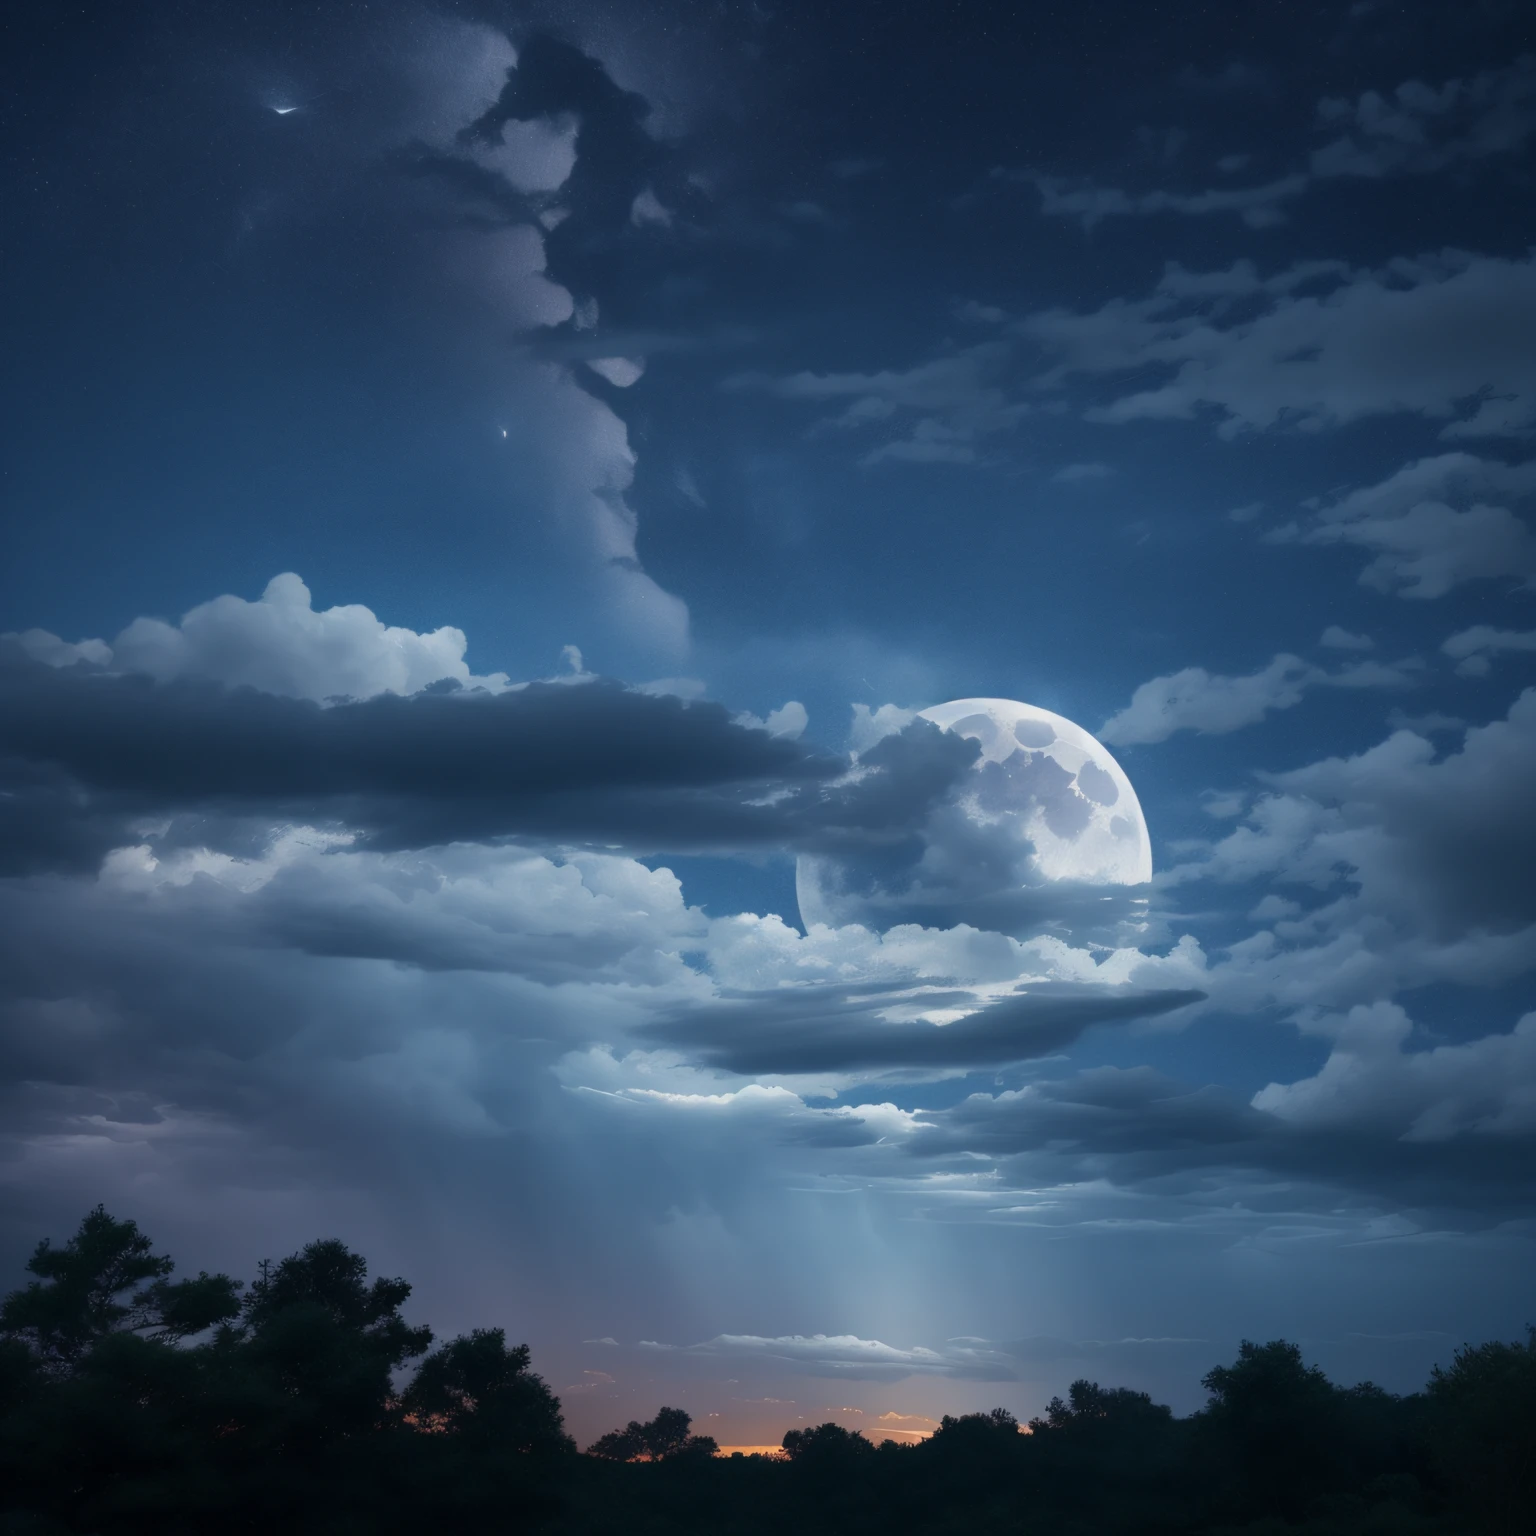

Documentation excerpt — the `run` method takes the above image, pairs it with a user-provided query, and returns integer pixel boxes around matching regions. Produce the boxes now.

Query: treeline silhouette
[1,1210,1532,1534]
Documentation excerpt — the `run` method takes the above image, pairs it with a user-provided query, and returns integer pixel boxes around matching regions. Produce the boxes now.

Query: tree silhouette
[2,1207,1532,1535]
[243,1237,431,1365]
[780,1420,875,1463]
[589,1405,717,1461]
[237,1237,433,1458]
[1198,1338,1355,1519]
[405,1327,573,1456]
[0,1206,241,1372]
[1428,1327,1536,1536]
[1029,1379,1172,1434]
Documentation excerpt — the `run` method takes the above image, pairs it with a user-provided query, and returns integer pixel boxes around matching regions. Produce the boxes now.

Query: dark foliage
[587,1404,718,1462]
[1,1208,1530,1535]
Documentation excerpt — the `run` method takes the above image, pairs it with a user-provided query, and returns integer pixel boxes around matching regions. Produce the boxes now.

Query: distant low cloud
[639,1332,1018,1381]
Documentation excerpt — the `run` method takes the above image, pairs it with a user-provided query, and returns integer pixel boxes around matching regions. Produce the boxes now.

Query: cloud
[848,703,919,753]
[1284,503,1536,600]
[14,7,1536,1428]
[726,344,1029,467]
[0,645,853,871]
[1099,650,1415,745]
[2,621,1042,874]
[460,33,667,239]
[405,32,691,662]
[516,367,692,661]
[1253,1002,1536,1141]
[1320,627,1374,651]
[12,574,510,702]
[0,646,1528,1369]
[1167,693,1536,1015]
[733,701,809,739]
[1100,654,1315,744]
[1052,462,1114,483]
[468,111,579,195]
[1023,252,1536,440]
[639,1332,1017,1381]
[788,710,1180,940]
[1442,625,1536,676]
[586,355,646,387]
[597,1081,923,1151]
[437,223,575,329]
[1020,57,1536,230]
[8,631,112,668]
[638,982,1204,1076]
[1312,55,1536,179]
[8,840,706,1007]
[724,246,1536,487]
[922,1066,1267,1163]
[1253,694,1536,937]
[916,1060,1536,1217]
[1026,171,1308,230]
[1286,453,1536,598]
[630,187,672,227]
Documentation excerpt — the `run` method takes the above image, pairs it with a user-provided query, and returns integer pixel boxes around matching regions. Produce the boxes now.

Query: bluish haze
[2,0,1533,1450]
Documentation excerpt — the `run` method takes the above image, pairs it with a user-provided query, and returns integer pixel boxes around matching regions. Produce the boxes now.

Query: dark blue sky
[3,0,1534,1447]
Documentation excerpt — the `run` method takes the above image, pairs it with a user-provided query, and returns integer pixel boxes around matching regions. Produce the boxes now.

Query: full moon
[796,697,1152,933]
[920,698,1152,885]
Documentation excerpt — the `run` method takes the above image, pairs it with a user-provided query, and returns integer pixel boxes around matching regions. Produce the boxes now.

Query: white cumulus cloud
[37,573,513,701]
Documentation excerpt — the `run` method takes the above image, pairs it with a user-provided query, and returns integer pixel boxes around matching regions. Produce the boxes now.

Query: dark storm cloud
[401,27,670,275]
[463,32,663,222]
[0,648,981,867]
[919,1064,1536,1218]
[1180,688,1536,953]
[456,31,698,316]
[1269,696,1536,939]
[640,983,1205,1075]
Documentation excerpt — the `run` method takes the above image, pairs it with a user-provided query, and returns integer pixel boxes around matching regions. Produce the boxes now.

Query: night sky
[3,0,1534,1450]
